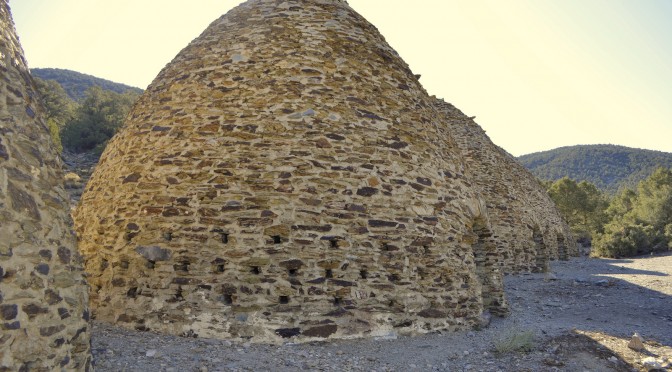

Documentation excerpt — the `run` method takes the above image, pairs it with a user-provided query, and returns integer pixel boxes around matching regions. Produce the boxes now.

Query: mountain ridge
[31,67,142,101]
[518,144,672,193]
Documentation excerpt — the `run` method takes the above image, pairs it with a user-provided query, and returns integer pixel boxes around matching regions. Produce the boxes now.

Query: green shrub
[46,118,63,154]
[593,223,668,258]
[60,86,139,153]
[493,329,536,353]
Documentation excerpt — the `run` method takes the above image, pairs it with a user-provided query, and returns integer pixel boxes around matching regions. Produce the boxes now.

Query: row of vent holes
[242,267,371,280]
[157,263,370,280]
[219,294,343,306]
[130,288,377,308]
[164,232,342,248]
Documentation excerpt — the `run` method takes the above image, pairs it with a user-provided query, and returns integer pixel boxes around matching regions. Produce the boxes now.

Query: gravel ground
[90,252,672,371]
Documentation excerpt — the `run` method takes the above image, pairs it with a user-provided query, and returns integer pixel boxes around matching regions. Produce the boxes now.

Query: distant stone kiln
[75,0,571,342]
[0,2,91,370]
[435,99,576,273]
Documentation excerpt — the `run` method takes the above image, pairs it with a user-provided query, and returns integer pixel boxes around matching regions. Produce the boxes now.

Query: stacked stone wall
[0,1,91,370]
[434,99,576,273]
[74,0,508,342]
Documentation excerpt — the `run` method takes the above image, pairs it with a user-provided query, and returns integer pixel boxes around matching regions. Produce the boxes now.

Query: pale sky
[10,0,672,156]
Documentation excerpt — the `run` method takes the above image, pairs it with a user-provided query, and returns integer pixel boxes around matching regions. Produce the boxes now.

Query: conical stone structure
[75,0,508,342]
[0,2,91,370]
[435,99,576,272]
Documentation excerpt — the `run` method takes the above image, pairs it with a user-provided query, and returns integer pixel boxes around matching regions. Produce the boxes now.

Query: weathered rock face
[75,0,508,342]
[435,99,576,272]
[0,2,91,370]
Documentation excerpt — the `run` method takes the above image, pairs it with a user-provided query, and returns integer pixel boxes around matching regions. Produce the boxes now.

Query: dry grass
[494,328,536,353]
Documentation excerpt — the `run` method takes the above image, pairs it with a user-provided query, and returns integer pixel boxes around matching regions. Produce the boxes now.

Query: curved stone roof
[434,99,576,272]
[75,0,508,342]
[0,2,91,369]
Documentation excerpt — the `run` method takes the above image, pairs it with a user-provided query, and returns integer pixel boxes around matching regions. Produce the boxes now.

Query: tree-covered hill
[31,68,142,101]
[518,144,672,193]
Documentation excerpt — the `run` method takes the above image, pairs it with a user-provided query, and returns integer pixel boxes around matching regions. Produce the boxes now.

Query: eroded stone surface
[75,0,508,342]
[0,1,91,370]
[435,99,576,273]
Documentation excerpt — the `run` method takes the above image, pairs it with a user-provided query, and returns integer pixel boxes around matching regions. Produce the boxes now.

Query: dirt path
[90,252,672,371]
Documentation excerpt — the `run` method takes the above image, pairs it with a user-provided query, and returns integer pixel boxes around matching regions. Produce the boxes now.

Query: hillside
[518,144,672,193]
[31,68,142,101]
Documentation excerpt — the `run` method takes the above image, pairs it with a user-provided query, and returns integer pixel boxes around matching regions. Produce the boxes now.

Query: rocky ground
[89,253,672,371]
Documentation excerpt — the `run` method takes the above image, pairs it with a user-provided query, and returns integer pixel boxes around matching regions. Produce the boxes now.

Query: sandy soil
[90,252,672,371]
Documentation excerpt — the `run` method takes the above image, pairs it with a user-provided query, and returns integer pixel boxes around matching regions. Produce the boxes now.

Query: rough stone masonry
[435,99,576,273]
[0,1,92,370]
[74,0,571,343]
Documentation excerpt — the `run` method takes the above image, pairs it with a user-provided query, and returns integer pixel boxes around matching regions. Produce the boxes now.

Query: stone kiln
[0,2,91,370]
[435,99,576,273]
[75,0,509,341]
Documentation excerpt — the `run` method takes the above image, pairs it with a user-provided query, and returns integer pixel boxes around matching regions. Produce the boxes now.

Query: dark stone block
[325,133,345,141]
[279,259,304,269]
[152,126,171,132]
[302,324,337,338]
[135,245,172,261]
[418,308,447,318]
[328,279,355,287]
[122,172,142,183]
[220,283,237,295]
[172,277,201,285]
[0,139,8,161]
[44,289,63,305]
[292,225,332,232]
[2,321,20,330]
[22,303,49,318]
[58,308,70,319]
[7,182,40,220]
[39,324,65,337]
[38,249,52,259]
[72,326,87,340]
[356,187,378,196]
[355,109,384,121]
[6,168,31,182]
[274,328,301,338]
[57,246,72,264]
[416,177,432,186]
[35,263,49,275]
[388,141,408,149]
[162,207,181,217]
[346,203,366,212]
[0,305,17,320]
[368,219,397,227]
[324,308,349,317]
[410,183,425,191]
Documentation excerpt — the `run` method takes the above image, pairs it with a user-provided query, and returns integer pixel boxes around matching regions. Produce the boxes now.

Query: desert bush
[493,329,536,353]
[592,224,667,258]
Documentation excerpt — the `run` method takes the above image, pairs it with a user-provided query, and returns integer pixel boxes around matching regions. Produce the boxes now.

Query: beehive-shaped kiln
[75,0,508,341]
[0,2,91,370]
[435,99,576,272]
